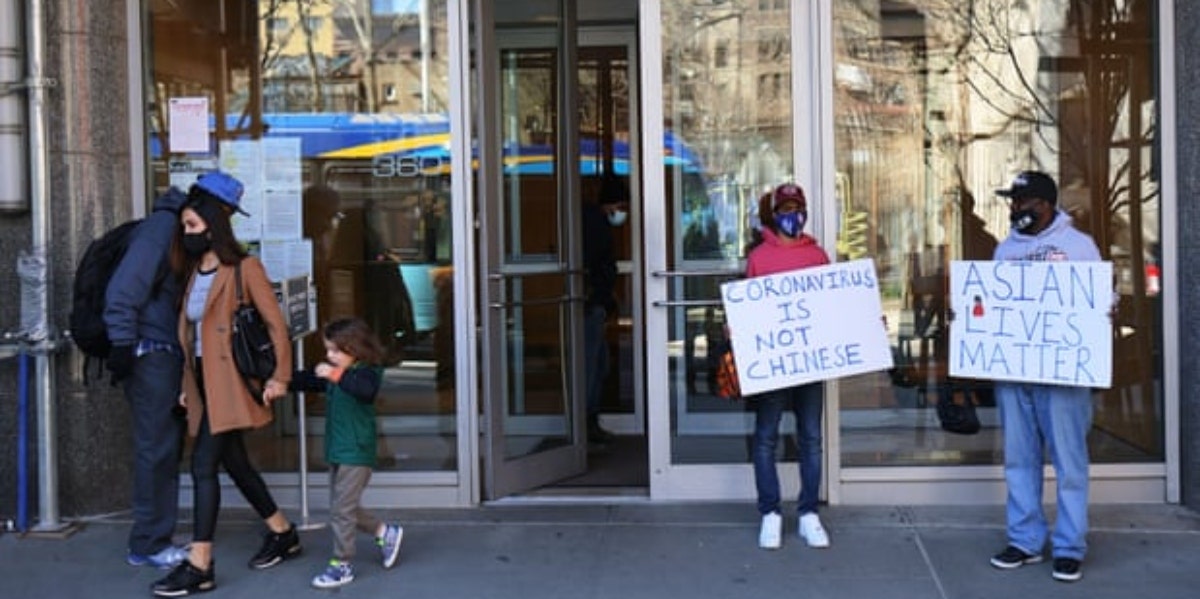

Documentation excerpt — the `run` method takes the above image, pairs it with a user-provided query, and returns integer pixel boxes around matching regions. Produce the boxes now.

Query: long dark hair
[173,187,249,276]
[324,317,385,367]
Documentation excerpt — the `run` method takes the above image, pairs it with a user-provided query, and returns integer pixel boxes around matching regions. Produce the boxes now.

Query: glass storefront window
[147,0,457,473]
[833,1,1163,467]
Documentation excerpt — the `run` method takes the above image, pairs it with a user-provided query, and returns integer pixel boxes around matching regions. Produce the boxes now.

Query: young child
[291,317,403,589]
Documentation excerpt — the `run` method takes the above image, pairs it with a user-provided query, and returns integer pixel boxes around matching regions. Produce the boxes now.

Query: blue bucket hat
[194,171,249,216]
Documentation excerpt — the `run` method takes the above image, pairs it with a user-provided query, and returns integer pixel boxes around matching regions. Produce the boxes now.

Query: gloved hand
[106,344,136,384]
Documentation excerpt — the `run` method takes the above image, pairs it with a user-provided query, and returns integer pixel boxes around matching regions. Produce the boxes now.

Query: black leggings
[191,361,279,542]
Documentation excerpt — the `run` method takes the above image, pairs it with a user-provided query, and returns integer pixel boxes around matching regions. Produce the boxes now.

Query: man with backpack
[102,185,189,569]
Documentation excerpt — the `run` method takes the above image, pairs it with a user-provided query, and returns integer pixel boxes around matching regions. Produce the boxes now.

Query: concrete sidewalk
[3,502,1199,598]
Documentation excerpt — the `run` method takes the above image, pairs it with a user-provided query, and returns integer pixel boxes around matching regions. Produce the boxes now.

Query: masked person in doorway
[104,186,189,570]
[987,170,1100,583]
[744,183,832,551]
[152,171,300,597]
[582,172,630,447]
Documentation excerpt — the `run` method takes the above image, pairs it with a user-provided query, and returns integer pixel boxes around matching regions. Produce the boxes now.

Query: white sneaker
[378,523,403,569]
[799,513,830,548]
[758,512,783,550]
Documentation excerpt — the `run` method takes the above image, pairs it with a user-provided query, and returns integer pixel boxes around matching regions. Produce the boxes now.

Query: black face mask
[182,233,211,257]
[1010,209,1037,233]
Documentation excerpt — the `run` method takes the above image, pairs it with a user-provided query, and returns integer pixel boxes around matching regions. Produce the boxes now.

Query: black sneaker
[1052,557,1083,582]
[248,525,302,569]
[989,545,1043,569]
[151,560,215,597]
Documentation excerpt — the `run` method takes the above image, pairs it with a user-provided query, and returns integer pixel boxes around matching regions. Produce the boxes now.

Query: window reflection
[833,0,1162,467]
[149,0,457,473]
[661,0,795,464]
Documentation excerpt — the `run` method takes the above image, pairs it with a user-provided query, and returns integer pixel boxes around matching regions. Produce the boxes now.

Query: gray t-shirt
[186,268,217,356]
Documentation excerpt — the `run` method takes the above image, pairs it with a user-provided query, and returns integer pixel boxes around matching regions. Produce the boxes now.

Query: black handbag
[231,262,276,404]
[937,399,981,435]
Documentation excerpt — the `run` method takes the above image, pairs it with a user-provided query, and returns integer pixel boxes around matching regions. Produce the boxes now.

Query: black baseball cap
[995,170,1057,205]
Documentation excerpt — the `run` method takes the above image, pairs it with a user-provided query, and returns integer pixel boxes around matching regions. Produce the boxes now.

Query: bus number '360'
[372,155,446,178]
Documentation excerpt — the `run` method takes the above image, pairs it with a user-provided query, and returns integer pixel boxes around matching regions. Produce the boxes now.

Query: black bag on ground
[231,262,276,404]
[937,399,981,435]
[69,219,145,381]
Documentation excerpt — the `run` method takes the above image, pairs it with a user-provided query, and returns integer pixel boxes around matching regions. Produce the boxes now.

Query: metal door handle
[488,295,583,309]
[651,299,724,308]
[651,269,743,278]
[488,268,583,281]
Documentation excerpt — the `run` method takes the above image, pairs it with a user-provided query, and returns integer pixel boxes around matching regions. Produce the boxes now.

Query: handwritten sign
[720,259,893,396]
[948,261,1112,388]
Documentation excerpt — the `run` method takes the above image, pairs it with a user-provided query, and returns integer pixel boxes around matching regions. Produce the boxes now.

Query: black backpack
[69,219,145,375]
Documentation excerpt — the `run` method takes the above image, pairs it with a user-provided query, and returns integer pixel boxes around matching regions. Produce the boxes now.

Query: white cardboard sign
[948,260,1113,388]
[720,259,893,396]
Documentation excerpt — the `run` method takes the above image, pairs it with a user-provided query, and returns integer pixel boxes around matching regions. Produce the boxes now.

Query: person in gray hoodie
[103,186,189,569]
[986,171,1101,583]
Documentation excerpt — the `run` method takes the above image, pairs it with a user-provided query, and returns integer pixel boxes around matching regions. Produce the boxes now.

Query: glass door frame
[449,0,480,507]
[477,0,590,499]
[640,0,830,501]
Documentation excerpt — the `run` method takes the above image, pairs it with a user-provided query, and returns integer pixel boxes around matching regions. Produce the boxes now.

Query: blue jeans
[995,382,1093,560]
[583,304,609,418]
[752,383,823,516]
[124,350,185,555]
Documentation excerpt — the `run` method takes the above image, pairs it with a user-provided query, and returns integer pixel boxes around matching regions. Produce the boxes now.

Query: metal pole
[25,0,67,533]
[294,337,323,531]
[16,352,29,531]
[419,0,430,112]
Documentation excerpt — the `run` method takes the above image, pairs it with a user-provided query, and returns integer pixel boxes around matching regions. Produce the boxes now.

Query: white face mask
[607,209,628,227]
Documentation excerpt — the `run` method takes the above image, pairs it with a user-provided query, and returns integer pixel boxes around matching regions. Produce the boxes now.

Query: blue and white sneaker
[378,524,403,569]
[128,544,190,569]
[311,560,354,589]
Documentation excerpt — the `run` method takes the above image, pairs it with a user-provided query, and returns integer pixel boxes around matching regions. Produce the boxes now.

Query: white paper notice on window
[168,97,210,154]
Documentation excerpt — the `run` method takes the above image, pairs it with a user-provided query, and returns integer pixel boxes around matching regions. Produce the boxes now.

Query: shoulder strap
[234,261,245,305]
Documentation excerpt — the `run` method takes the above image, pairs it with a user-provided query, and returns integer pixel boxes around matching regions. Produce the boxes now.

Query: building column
[42,0,139,516]
[1177,3,1200,510]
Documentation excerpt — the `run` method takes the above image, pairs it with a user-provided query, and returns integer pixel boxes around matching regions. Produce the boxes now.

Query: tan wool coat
[178,256,293,437]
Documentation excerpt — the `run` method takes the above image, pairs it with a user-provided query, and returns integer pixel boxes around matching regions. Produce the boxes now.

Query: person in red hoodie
[745,183,832,551]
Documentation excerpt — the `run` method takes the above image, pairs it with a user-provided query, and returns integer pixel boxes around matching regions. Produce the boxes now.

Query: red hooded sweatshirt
[745,227,831,278]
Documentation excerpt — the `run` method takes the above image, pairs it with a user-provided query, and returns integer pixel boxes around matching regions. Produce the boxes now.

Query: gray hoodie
[993,208,1100,263]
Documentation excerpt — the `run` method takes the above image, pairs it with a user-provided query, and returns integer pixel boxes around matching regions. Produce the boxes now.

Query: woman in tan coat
[152,172,301,597]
